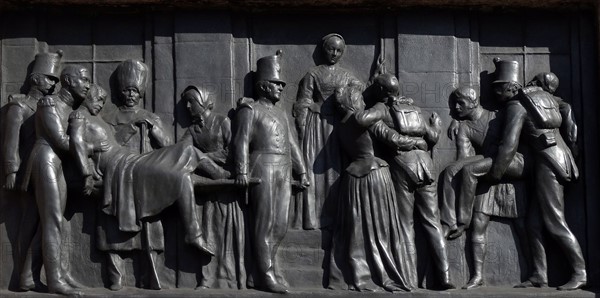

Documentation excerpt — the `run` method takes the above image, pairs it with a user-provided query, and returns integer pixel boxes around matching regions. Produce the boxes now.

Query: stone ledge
[0,286,597,297]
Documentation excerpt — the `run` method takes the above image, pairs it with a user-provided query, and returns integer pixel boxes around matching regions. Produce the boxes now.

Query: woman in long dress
[328,85,410,292]
[180,85,246,289]
[294,33,363,230]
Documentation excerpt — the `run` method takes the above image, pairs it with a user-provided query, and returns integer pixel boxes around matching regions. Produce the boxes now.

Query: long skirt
[301,111,342,229]
[329,166,410,292]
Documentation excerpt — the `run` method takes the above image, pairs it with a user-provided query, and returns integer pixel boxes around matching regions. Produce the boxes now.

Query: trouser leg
[416,182,451,276]
[35,162,67,289]
[106,252,123,290]
[390,165,417,289]
[177,174,202,243]
[17,192,40,289]
[535,161,585,276]
[468,212,490,284]
[457,158,492,228]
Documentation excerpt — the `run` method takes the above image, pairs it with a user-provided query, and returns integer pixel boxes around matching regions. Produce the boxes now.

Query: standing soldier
[100,59,172,290]
[369,73,454,290]
[233,51,309,293]
[1,50,62,291]
[23,65,92,295]
[489,58,586,290]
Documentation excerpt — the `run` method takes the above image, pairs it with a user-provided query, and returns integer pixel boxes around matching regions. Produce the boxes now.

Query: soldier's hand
[3,173,16,190]
[83,176,95,196]
[135,118,153,128]
[430,112,442,128]
[448,119,459,141]
[299,173,310,190]
[235,173,248,188]
[94,140,110,152]
[414,139,428,151]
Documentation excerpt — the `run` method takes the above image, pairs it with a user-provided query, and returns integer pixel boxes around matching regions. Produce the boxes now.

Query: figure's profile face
[121,87,141,108]
[32,74,59,95]
[265,81,284,102]
[323,37,345,65]
[69,69,91,100]
[86,94,106,116]
[493,82,515,102]
[185,93,208,127]
[454,96,476,118]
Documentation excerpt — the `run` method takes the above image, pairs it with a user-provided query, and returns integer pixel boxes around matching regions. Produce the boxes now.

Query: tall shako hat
[256,50,285,87]
[31,50,63,80]
[492,57,520,84]
[116,59,149,96]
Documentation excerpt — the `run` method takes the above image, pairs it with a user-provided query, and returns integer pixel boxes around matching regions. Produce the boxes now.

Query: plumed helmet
[31,50,63,80]
[492,57,520,84]
[256,50,285,87]
[116,59,149,96]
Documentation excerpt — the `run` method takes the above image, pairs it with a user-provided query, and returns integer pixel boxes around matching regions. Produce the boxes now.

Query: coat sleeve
[490,101,526,179]
[233,106,254,175]
[2,102,26,174]
[37,97,70,153]
[68,111,92,177]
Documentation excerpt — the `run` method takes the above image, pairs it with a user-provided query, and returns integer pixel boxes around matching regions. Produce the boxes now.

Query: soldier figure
[369,73,454,290]
[233,50,309,293]
[23,65,92,295]
[489,58,586,290]
[440,86,528,289]
[1,51,62,291]
[100,59,173,290]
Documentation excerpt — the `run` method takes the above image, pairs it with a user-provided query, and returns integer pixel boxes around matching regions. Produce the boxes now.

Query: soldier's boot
[179,176,215,256]
[464,242,485,289]
[147,250,162,290]
[18,253,35,291]
[432,241,455,290]
[558,251,586,291]
[107,252,123,291]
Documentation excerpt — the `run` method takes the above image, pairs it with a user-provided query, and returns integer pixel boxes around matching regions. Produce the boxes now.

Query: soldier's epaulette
[236,97,255,109]
[38,96,56,107]
[8,94,27,104]
[520,86,542,95]
[69,110,85,120]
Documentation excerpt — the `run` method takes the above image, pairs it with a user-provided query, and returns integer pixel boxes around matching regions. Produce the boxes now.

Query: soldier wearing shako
[233,50,309,293]
[1,50,62,291]
[489,58,586,290]
[23,65,93,296]
[370,73,454,290]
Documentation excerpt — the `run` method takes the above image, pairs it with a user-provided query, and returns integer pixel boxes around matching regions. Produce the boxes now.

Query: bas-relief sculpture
[0,30,589,295]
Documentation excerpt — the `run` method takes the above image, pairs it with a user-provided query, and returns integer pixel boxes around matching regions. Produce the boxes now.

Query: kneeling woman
[68,84,227,257]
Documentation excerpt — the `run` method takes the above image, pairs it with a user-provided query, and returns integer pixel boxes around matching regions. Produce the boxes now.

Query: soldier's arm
[354,102,388,128]
[38,98,70,153]
[232,106,253,185]
[490,101,526,179]
[68,111,92,177]
[369,120,417,151]
[2,102,26,175]
[149,114,173,148]
[555,96,578,148]
[456,124,474,160]
[424,112,442,146]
